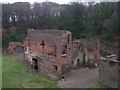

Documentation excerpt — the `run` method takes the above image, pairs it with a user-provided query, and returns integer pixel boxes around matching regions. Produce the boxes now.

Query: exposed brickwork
[24,29,101,80]
[24,29,74,79]
[73,39,100,67]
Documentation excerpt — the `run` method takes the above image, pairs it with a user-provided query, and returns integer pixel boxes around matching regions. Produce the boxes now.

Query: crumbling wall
[55,31,73,62]
[7,42,24,54]
[24,30,75,80]
[72,39,100,67]
[72,39,87,67]
[24,29,102,80]
[37,56,62,80]
[61,61,76,74]
[27,30,73,59]
[99,58,120,88]
[86,40,100,67]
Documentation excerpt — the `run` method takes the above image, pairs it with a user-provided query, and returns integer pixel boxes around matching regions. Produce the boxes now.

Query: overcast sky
[0,0,119,4]
[1,0,72,4]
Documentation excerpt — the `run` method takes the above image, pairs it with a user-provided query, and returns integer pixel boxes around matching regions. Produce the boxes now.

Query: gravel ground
[58,68,99,88]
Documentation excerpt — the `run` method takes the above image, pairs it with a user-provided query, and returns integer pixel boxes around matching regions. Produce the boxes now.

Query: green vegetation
[87,85,107,90]
[78,52,84,65]
[0,54,2,89]
[2,55,58,88]
[2,2,119,50]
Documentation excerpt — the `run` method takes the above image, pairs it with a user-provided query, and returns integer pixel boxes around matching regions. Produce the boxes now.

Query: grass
[2,54,58,88]
[87,85,107,90]
[0,52,2,89]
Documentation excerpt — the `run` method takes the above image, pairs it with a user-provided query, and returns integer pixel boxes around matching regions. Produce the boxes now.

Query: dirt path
[58,68,99,88]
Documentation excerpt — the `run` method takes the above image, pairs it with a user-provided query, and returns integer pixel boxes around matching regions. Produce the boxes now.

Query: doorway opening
[77,58,80,67]
[54,65,58,71]
[32,58,38,71]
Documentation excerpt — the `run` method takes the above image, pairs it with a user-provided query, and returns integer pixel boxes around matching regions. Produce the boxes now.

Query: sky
[0,0,119,4]
[1,0,73,4]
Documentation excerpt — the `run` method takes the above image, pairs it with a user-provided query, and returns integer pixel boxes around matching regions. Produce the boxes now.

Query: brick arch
[13,45,24,54]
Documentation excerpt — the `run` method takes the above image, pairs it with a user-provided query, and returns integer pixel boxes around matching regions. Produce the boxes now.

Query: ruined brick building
[23,29,100,80]
[24,29,76,79]
[73,39,100,67]
[86,39,100,67]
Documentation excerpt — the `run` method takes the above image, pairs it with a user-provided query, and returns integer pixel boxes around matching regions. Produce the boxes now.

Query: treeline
[2,2,119,48]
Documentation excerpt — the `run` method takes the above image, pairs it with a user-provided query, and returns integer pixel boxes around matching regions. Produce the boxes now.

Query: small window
[30,51,33,53]
[77,59,80,63]
[40,40,46,49]
[54,65,57,70]
[109,61,115,67]
[62,45,67,54]
[32,58,37,63]
[71,61,74,64]
[67,34,70,44]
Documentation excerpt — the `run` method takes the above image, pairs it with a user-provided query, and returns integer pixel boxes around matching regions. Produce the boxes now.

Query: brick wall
[27,29,73,62]
[25,29,73,80]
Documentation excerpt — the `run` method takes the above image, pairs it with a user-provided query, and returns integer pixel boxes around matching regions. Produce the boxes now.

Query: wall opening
[40,40,46,49]
[54,65,57,71]
[109,61,115,67]
[32,58,38,71]
[77,59,80,67]
[71,61,74,64]
[62,45,67,54]
[13,46,24,54]
[83,53,86,65]
[67,34,70,44]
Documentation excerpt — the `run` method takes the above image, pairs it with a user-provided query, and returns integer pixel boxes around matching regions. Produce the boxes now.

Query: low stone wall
[99,58,120,88]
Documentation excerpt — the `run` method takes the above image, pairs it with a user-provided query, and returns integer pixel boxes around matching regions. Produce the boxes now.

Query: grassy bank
[0,53,2,89]
[2,54,58,88]
[87,85,107,90]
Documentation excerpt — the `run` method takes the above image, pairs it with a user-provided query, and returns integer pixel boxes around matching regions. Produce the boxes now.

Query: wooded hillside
[2,2,119,50]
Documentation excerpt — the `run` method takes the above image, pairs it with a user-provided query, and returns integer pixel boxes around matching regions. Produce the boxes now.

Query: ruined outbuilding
[24,29,76,79]
[86,39,100,67]
[73,39,100,67]
[72,39,87,67]
[7,42,24,54]
[24,29,100,80]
